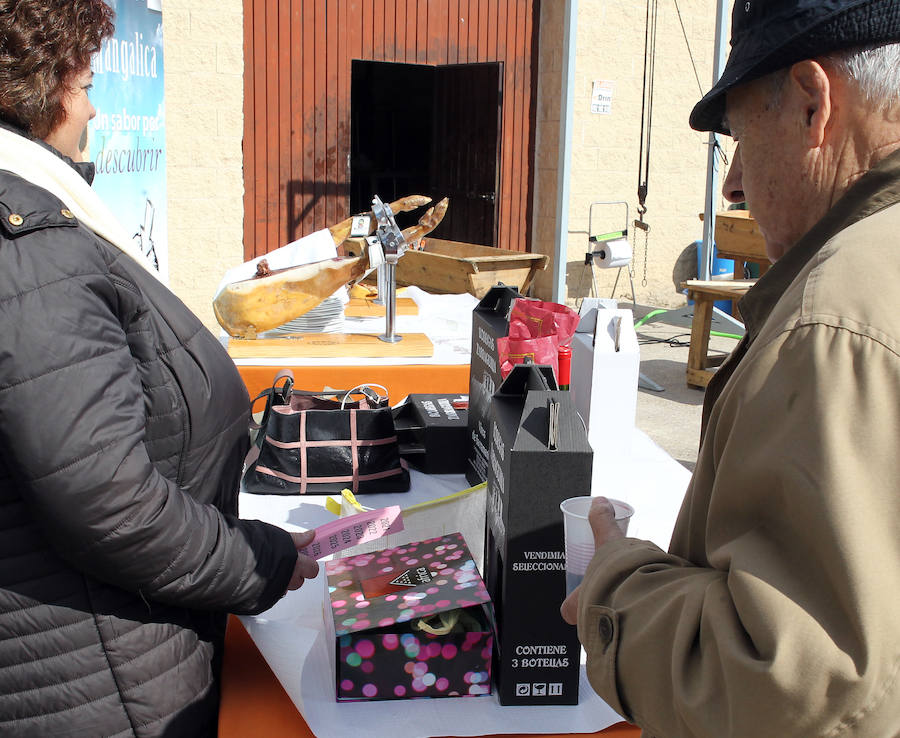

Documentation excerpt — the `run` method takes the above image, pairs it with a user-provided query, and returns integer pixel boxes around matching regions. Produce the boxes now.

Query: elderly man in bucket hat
[562,2,900,736]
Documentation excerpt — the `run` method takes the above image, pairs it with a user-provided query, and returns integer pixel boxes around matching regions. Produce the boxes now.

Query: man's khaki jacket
[578,150,900,737]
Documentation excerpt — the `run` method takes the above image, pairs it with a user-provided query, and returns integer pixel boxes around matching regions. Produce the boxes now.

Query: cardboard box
[483,364,593,705]
[392,394,469,474]
[324,532,494,702]
[466,284,521,486]
[570,302,639,488]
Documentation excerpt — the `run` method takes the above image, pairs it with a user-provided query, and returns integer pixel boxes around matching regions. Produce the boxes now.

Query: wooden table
[219,616,639,738]
[682,279,755,389]
[681,211,769,389]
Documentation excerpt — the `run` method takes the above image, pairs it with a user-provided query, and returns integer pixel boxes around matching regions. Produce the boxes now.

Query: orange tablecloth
[236,363,470,403]
[219,616,639,738]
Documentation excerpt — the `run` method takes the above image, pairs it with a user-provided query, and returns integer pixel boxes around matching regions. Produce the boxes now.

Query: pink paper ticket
[298,506,404,559]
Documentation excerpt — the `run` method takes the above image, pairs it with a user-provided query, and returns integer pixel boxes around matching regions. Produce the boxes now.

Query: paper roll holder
[580,200,636,306]
[577,201,663,393]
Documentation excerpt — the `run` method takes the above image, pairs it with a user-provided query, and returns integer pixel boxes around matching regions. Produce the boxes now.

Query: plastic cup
[559,496,634,594]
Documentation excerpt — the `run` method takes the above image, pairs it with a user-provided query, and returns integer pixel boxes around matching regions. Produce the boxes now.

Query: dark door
[430,63,502,246]
[350,60,502,246]
[350,61,434,221]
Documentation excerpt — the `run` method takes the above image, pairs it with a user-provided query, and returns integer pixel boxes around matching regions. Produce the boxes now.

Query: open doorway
[350,60,502,246]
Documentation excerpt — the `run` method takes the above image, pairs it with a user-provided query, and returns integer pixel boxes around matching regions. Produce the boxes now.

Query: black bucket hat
[690,0,900,134]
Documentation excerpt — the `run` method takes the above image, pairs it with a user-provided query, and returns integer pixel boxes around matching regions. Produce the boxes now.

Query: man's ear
[787,60,831,147]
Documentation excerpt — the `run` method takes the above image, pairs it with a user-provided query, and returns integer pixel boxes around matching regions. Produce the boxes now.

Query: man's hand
[559,497,625,625]
[287,529,320,591]
[560,584,581,625]
[588,496,626,549]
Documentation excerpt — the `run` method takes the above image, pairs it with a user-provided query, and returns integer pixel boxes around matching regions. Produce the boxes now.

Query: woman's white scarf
[0,126,161,281]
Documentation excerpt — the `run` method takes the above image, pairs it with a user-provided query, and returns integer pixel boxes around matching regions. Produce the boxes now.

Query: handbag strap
[340,383,389,409]
[287,383,389,409]
[243,375,390,475]
[244,369,297,475]
[249,369,294,430]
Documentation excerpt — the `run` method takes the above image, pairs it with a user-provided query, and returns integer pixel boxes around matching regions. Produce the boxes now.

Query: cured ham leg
[213,195,450,339]
[213,255,369,339]
[401,197,449,247]
[328,195,433,246]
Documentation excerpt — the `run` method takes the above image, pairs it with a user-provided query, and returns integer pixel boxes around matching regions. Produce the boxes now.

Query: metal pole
[378,261,401,343]
[552,0,578,303]
[373,264,386,305]
[699,0,730,281]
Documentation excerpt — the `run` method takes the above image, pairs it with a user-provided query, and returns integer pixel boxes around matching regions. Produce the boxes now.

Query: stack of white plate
[258,295,346,337]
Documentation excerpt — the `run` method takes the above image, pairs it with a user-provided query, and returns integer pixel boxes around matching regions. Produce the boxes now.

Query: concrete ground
[626,302,743,472]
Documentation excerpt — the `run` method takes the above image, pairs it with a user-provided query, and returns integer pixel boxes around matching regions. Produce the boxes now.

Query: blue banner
[89,0,167,281]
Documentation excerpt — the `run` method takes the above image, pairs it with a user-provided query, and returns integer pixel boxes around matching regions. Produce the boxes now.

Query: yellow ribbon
[326,482,487,517]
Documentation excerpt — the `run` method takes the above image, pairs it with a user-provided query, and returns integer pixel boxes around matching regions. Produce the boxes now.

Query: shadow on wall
[671,242,699,292]
[565,258,637,306]
[283,180,441,249]
[564,240,700,308]
[283,179,359,246]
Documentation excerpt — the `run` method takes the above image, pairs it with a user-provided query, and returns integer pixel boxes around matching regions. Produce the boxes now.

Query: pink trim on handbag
[254,464,407,486]
[264,435,399,449]
[244,373,410,496]
[350,410,359,492]
[300,411,308,492]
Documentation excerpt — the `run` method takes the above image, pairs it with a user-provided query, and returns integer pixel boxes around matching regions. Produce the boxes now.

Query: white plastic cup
[559,496,634,594]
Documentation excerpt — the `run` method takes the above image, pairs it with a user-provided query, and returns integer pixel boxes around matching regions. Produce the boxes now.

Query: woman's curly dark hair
[0,0,114,139]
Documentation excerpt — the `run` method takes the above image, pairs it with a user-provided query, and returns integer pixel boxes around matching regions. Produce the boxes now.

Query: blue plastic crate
[690,240,734,315]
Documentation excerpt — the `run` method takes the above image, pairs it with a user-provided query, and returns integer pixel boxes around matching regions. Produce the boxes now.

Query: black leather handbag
[243,370,410,495]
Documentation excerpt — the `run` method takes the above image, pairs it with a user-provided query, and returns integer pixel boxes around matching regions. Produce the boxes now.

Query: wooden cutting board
[343,296,419,317]
[226,332,433,359]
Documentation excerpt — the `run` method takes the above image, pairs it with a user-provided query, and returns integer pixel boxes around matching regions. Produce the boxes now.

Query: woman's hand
[287,530,320,590]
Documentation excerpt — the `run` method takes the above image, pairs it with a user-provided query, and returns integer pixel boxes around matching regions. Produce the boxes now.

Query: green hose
[634,309,743,340]
[633,309,668,328]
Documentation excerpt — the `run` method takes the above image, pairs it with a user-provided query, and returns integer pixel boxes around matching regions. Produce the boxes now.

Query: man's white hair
[767,42,900,112]
[828,42,900,112]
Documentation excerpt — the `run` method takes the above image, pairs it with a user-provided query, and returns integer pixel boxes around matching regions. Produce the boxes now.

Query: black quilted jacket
[0,138,297,736]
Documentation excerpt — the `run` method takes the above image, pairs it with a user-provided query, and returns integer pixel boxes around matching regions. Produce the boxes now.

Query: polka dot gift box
[323,531,494,702]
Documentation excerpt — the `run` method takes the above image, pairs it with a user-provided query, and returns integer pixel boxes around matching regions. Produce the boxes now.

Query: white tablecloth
[237,428,691,738]
[228,287,479,367]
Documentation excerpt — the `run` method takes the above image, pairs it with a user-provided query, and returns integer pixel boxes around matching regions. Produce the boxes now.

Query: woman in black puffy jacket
[0,2,318,735]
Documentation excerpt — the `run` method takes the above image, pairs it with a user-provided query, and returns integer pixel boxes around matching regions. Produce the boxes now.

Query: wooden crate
[699,211,770,293]
[344,238,549,298]
[712,211,768,263]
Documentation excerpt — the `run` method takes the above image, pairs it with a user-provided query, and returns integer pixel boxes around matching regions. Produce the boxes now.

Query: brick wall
[161,1,734,331]
[163,2,245,333]
[531,0,735,309]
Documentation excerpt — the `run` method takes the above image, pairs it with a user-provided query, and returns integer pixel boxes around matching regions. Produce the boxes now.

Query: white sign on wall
[591,80,614,115]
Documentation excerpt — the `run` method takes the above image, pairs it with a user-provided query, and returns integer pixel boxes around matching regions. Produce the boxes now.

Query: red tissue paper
[496,298,580,380]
